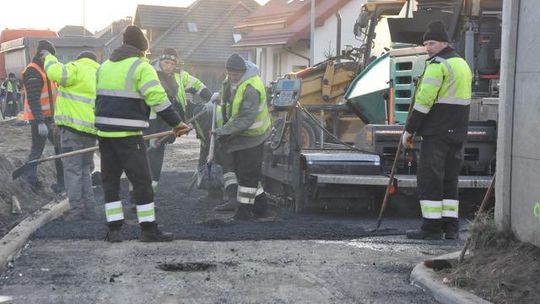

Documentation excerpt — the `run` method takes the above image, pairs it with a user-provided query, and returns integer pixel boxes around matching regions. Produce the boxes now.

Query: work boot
[140,223,174,242]
[442,218,460,240]
[91,171,102,186]
[213,201,236,211]
[214,185,237,211]
[444,231,459,240]
[253,193,276,222]
[406,229,444,240]
[233,204,253,221]
[51,183,65,194]
[105,229,123,243]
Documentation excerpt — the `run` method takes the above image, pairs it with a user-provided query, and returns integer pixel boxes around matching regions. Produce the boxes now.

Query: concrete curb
[0,199,69,272]
[410,251,492,304]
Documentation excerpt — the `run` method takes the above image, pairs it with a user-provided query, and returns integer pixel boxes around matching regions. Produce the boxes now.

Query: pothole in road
[157,262,217,272]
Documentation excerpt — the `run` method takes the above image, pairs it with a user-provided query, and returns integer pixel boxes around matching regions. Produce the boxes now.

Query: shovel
[371,82,420,232]
[196,102,223,189]
[12,129,185,180]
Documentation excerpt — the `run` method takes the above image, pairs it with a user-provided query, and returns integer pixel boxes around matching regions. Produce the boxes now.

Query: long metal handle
[149,107,209,149]
[207,102,217,163]
[31,130,180,166]
[375,80,419,230]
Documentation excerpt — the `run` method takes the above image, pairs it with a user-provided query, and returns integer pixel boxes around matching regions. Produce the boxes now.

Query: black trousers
[233,143,264,190]
[99,136,153,207]
[4,99,18,117]
[148,143,166,182]
[26,118,64,186]
[417,136,464,232]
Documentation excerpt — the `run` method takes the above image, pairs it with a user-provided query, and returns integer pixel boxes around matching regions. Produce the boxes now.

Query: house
[133,0,260,91]
[233,0,369,85]
[58,25,93,38]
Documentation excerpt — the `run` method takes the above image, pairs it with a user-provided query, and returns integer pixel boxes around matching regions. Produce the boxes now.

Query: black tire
[300,113,322,148]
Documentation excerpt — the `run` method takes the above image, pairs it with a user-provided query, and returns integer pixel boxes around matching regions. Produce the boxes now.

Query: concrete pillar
[497,0,540,246]
[495,0,519,232]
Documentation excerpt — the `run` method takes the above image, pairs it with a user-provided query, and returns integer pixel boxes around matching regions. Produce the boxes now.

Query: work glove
[172,122,192,137]
[401,130,413,149]
[210,92,220,103]
[37,122,49,137]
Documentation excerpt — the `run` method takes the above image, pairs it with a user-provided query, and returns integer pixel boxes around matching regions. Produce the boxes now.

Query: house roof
[133,5,187,29]
[1,36,105,53]
[148,0,260,64]
[233,0,353,48]
[58,25,93,37]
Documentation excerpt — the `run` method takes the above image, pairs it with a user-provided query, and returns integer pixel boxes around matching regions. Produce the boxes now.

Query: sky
[0,0,269,34]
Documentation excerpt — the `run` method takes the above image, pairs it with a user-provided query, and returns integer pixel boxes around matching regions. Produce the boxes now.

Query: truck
[1,36,105,80]
[0,29,58,79]
[262,0,500,213]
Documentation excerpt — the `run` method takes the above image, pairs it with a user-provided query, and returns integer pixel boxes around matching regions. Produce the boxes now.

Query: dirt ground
[440,215,540,303]
[0,119,63,236]
[0,125,461,303]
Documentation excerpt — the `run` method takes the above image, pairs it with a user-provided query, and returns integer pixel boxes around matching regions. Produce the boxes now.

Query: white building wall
[313,0,366,65]
[280,43,310,77]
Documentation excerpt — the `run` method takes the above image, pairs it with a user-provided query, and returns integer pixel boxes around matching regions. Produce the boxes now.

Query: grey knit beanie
[226,53,246,71]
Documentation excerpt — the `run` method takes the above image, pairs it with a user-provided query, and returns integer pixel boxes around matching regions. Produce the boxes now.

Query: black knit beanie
[160,48,179,63]
[77,51,97,62]
[226,53,246,71]
[123,25,149,51]
[422,21,450,42]
[37,40,56,55]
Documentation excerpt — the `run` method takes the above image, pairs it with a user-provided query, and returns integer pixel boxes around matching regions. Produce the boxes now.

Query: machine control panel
[271,78,302,110]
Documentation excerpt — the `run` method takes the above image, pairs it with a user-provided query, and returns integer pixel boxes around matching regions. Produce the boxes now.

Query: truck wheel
[300,113,322,148]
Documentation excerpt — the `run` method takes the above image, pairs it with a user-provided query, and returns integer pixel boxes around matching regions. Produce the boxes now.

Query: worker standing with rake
[403,21,472,240]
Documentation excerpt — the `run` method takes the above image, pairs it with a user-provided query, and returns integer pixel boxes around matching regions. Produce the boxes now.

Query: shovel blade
[197,163,223,189]
[12,162,35,180]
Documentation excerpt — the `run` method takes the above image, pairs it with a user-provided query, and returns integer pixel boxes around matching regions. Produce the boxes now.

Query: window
[186,22,198,33]
[233,33,242,43]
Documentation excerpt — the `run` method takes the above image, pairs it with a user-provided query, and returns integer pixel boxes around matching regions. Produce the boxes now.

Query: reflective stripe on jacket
[95,57,172,138]
[22,63,57,121]
[44,54,99,135]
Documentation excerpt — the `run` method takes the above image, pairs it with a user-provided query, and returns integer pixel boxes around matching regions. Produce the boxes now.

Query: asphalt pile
[0,120,61,237]
[33,170,413,242]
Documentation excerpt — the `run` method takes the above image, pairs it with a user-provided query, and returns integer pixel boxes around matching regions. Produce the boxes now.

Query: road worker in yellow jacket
[43,50,99,219]
[213,54,273,221]
[403,21,472,240]
[95,26,190,242]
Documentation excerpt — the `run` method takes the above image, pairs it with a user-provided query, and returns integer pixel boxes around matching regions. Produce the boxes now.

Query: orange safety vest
[22,62,57,121]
